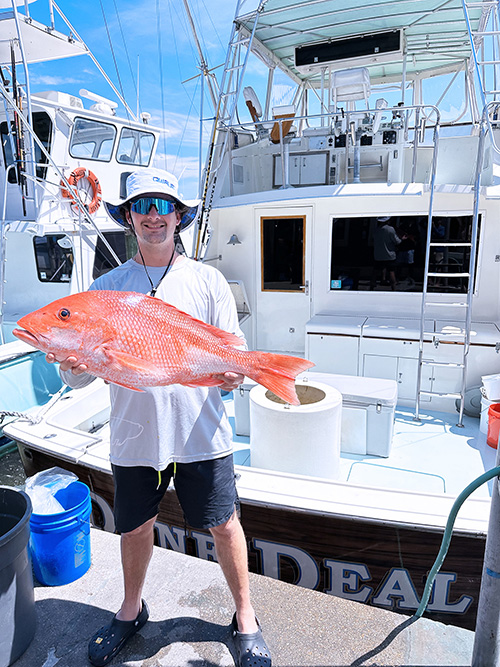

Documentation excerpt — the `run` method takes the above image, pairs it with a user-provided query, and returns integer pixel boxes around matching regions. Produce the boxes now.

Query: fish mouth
[12,328,41,347]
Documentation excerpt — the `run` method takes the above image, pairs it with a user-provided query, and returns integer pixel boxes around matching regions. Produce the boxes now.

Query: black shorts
[112,455,239,534]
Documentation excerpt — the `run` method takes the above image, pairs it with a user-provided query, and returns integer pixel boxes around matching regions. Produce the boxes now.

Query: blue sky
[26,0,239,199]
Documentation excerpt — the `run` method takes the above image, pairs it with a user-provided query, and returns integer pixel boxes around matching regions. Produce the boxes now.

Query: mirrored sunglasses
[130,197,176,216]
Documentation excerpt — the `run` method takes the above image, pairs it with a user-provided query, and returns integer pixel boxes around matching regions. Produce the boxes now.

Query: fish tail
[247,352,314,406]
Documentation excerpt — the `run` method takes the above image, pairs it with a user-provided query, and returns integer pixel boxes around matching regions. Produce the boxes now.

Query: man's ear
[125,209,136,235]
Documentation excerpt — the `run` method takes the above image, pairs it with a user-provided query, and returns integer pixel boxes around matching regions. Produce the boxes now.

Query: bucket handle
[79,517,91,535]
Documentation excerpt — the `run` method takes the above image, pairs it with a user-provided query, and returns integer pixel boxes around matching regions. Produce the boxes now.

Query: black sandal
[88,600,149,666]
[231,613,272,666]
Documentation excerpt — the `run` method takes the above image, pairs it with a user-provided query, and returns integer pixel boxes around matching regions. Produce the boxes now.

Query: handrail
[224,103,440,188]
[478,99,500,157]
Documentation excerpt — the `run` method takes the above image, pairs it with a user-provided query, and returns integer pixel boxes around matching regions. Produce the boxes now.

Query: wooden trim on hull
[18,445,485,631]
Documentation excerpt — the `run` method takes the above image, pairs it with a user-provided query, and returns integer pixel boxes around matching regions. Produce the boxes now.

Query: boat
[5,0,500,632]
[0,0,167,437]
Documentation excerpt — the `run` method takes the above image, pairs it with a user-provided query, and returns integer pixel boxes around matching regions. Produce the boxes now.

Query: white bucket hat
[104,168,200,231]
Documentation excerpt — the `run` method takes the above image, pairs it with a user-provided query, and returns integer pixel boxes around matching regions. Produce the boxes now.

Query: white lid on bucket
[481,373,500,401]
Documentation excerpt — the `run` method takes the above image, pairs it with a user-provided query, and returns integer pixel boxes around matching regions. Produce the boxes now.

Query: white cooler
[234,371,398,457]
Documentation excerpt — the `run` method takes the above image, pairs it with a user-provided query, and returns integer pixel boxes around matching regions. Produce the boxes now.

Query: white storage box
[234,371,398,457]
[301,371,397,457]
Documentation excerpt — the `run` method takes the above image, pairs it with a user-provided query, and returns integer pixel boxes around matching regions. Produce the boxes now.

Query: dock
[13,527,475,666]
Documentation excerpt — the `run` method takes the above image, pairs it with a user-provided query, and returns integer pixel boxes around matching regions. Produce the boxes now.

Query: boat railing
[218,102,441,192]
[478,100,500,159]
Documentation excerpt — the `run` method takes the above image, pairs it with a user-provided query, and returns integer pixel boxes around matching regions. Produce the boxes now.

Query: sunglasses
[130,197,176,216]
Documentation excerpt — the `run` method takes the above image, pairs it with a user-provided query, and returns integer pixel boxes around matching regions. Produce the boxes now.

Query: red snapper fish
[13,290,314,405]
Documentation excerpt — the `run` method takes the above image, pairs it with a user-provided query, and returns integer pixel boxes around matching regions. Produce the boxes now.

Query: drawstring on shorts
[156,462,176,490]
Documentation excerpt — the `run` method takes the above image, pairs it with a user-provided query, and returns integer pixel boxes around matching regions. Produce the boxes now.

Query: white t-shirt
[60,257,245,471]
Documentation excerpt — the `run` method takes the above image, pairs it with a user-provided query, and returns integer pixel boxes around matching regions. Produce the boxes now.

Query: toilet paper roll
[249,380,342,479]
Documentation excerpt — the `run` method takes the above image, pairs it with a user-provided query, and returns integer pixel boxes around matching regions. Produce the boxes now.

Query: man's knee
[121,514,157,539]
[209,508,239,538]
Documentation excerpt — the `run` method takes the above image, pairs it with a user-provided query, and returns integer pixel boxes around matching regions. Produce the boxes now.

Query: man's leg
[117,515,157,621]
[210,509,259,634]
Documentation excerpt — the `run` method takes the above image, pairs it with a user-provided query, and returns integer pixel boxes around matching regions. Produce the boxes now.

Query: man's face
[126,194,180,246]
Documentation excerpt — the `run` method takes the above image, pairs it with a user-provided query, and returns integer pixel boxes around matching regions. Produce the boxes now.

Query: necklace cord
[138,245,176,297]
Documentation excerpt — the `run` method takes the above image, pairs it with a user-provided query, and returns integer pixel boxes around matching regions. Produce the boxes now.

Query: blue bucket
[29,481,91,586]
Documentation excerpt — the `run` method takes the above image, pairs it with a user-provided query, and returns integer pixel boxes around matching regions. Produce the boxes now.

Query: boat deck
[5,380,496,532]
[228,397,497,499]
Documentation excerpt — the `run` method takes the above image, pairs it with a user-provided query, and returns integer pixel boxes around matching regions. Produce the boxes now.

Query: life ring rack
[60,167,102,215]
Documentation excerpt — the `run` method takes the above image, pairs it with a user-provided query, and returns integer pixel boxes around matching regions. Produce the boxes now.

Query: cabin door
[255,207,312,353]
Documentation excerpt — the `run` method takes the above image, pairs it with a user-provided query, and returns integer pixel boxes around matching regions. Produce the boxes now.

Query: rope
[0,410,41,425]
[157,0,167,169]
[112,0,138,111]
[0,385,68,427]
[99,0,130,122]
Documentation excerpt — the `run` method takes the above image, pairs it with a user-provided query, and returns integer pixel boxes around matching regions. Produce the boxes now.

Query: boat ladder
[194,0,264,259]
[414,114,485,427]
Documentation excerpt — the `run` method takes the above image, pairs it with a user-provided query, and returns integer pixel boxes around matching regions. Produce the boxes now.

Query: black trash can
[0,486,36,667]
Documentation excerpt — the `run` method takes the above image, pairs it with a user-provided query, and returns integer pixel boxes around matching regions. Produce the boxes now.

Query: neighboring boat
[6,0,500,633]
[0,0,166,433]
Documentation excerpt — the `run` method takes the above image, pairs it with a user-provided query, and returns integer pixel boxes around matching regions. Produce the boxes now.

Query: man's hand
[214,372,244,392]
[46,353,88,375]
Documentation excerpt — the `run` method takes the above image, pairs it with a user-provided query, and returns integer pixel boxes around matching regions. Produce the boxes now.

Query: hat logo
[152,176,175,188]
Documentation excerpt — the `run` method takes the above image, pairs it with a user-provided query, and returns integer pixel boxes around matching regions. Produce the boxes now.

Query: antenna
[137,55,140,120]
[79,89,118,109]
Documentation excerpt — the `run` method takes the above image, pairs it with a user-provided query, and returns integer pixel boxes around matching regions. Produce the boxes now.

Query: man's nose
[146,205,161,218]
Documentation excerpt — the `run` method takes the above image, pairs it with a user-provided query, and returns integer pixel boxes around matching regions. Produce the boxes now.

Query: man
[47,168,271,667]
[370,216,403,290]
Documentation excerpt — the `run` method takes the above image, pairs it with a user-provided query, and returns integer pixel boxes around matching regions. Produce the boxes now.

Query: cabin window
[1,112,53,183]
[69,118,116,161]
[33,235,74,283]
[261,216,305,291]
[116,128,155,165]
[92,231,137,280]
[330,215,479,293]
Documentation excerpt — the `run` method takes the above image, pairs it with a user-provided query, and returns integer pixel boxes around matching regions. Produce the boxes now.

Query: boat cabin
[195,0,500,416]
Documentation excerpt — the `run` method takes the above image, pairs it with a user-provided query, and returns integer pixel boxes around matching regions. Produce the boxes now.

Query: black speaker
[295,31,401,69]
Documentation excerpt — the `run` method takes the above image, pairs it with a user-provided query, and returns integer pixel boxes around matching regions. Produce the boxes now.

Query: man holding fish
[42,169,279,666]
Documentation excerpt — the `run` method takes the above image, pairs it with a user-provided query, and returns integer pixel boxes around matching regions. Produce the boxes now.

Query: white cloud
[31,75,83,86]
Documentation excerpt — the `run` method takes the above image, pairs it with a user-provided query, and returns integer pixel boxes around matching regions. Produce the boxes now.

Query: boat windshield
[116,128,155,166]
[69,118,116,162]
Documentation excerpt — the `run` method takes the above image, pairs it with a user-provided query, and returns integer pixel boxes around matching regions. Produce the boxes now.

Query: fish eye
[58,308,71,321]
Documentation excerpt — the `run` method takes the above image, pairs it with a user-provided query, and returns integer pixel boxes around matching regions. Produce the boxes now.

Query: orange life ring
[61,168,102,215]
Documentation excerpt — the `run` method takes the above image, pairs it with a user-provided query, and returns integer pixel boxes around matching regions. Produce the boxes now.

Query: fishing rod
[10,42,27,216]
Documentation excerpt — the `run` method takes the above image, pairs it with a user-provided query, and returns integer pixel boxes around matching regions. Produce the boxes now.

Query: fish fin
[183,376,226,388]
[101,347,160,383]
[163,303,244,348]
[247,353,315,406]
[109,380,145,392]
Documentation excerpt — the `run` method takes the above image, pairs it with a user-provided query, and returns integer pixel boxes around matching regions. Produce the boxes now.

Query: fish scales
[13,290,314,405]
